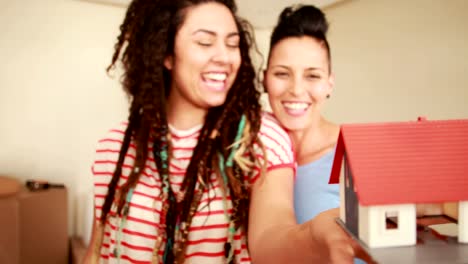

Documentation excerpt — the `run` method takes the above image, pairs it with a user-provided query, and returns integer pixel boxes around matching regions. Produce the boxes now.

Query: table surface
[336,217,468,264]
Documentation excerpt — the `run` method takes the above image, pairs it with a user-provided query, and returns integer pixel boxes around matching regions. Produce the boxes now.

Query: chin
[205,98,228,108]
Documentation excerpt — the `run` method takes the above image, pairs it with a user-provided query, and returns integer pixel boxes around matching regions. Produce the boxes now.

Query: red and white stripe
[92,113,295,263]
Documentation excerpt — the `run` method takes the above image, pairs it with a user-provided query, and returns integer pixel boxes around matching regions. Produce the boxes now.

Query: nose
[288,77,306,96]
[212,43,230,64]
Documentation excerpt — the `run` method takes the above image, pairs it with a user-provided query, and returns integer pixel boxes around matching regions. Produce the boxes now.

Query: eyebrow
[192,29,239,38]
[270,65,327,75]
[305,67,325,72]
[270,65,290,70]
[271,65,324,71]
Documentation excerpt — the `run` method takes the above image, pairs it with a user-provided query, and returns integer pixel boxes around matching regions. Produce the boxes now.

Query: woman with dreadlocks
[83,0,294,263]
[84,0,366,263]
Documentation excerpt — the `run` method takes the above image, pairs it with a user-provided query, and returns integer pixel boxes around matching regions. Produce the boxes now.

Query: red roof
[329,118,468,206]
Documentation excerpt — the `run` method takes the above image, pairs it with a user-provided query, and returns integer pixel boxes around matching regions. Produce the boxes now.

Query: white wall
[0,0,128,235]
[459,201,468,243]
[359,204,416,248]
[323,0,468,123]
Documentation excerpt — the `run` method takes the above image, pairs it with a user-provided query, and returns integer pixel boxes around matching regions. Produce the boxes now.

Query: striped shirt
[92,113,295,263]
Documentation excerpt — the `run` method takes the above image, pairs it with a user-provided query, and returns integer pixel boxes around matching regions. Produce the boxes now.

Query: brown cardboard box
[0,187,68,264]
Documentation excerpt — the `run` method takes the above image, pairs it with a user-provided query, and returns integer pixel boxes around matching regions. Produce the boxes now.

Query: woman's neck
[167,96,206,131]
[289,117,339,165]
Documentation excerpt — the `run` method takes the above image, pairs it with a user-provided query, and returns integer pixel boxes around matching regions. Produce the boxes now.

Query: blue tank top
[294,149,366,264]
[294,149,339,224]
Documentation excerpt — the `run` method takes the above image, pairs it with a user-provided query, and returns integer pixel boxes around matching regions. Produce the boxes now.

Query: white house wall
[358,205,370,246]
[459,201,468,243]
[359,204,416,248]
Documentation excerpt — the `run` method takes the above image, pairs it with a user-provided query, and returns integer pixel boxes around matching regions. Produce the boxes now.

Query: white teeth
[204,73,227,81]
[283,102,309,110]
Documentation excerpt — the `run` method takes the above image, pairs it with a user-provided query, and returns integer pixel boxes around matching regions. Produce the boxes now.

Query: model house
[329,117,468,248]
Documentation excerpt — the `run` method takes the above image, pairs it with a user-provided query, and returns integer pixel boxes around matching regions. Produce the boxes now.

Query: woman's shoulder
[91,122,130,189]
[94,121,130,151]
[258,112,293,146]
[258,111,294,154]
[259,112,289,137]
[247,112,295,175]
[261,111,281,125]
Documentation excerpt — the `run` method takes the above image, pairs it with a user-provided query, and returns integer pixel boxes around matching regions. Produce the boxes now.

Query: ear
[164,55,173,70]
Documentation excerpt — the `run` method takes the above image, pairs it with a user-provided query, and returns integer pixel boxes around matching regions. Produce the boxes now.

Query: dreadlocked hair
[99,0,264,262]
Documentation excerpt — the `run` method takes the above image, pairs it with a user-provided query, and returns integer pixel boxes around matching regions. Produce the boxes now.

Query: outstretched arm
[247,167,365,264]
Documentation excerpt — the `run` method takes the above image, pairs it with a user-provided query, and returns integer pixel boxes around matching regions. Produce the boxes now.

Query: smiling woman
[162,4,241,121]
[83,0,295,263]
[264,4,339,224]
[261,5,372,264]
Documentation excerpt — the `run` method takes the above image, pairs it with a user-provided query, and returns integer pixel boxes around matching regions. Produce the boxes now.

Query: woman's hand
[308,208,377,263]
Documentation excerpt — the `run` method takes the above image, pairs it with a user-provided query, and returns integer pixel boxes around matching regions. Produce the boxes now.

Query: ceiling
[80,0,346,29]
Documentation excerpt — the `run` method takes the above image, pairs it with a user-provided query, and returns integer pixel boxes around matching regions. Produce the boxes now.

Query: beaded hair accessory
[154,126,202,264]
[157,126,173,264]
[218,114,247,263]
[114,188,135,260]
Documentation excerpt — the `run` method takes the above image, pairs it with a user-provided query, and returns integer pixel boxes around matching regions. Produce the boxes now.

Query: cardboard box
[0,187,68,264]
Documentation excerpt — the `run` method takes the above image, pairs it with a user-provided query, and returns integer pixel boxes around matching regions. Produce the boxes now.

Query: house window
[385,211,399,230]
